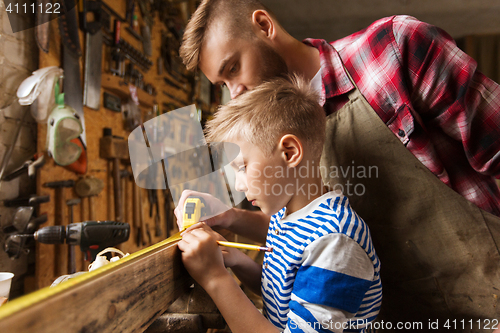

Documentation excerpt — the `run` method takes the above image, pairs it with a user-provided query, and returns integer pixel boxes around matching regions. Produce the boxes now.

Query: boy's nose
[234,176,247,192]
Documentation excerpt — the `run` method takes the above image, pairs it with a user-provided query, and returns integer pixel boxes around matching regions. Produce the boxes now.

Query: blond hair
[204,75,326,159]
[180,0,271,71]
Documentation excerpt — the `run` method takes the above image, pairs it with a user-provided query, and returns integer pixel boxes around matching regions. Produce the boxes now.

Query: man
[176,0,500,329]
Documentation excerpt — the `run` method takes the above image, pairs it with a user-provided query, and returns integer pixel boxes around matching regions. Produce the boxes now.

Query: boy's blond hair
[180,0,272,71]
[204,75,326,160]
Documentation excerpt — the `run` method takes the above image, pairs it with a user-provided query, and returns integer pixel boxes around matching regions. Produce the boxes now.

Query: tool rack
[34,0,203,290]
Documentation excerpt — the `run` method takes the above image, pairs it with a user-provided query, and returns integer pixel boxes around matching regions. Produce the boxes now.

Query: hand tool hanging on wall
[100,128,129,222]
[43,179,75,276]
[66,198,81,274]
[110,20,126,77]
[162,189,172,237]
[132,174,142,246]
[2,207,34,234]
[35,0,51,53]
[162,90,188,106]
[142,25,152,58]
[104,31,153,72]
[4,194,50,207]
[26,214,48,234]
[1,154,45,181]
[125,63,157,96]
[137,0,154,30]
[120,169,131,224]
[148,189,161,237]
[58,0,88,174]
[136,0,154,57]
[80,0,103,110]
[0,107,30,192]
[74,177,104,221]
[139,188,150,245]
[163,76,190,94]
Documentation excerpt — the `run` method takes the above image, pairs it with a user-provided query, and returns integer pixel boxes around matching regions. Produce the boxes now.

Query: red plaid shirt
[305,15,500,216]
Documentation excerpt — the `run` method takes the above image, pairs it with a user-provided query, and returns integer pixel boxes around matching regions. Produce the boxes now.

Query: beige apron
[320,74,500,331]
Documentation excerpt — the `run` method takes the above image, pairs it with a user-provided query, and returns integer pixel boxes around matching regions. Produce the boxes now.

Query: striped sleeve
[285,233,375,333]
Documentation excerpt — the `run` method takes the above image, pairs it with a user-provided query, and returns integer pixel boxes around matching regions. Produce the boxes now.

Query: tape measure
[182,197,206,230]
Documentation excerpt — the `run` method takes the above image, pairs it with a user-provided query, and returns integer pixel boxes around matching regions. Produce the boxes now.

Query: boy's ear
[279,134,303,167]
[251,10,276,40]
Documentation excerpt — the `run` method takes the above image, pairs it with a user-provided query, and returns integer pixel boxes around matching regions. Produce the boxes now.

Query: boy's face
[230,140,292,216]
[199,21,288,99]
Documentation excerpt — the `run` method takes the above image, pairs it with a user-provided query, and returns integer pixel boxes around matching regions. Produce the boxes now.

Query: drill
[34,221,130,261]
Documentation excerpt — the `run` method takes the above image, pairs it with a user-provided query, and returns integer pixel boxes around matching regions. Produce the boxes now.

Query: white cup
[0,272,14,299]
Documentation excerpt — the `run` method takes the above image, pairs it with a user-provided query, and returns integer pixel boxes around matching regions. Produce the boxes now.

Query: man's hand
[178,222,230,288]
[174,190,234,230]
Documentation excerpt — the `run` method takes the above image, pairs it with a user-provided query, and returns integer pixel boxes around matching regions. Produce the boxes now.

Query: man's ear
[278,134,303,167]
[251,10,276,40]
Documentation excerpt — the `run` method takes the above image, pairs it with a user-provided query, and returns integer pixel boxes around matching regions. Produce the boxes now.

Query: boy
[178,75,382,333]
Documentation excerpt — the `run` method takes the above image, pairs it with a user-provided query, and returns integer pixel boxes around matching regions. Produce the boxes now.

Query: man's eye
[229,65,238,74]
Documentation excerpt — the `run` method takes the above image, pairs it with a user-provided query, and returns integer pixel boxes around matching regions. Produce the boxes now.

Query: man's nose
[229,84,247,99]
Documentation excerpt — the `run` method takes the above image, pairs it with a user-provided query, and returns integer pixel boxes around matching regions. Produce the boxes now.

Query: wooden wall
[34,0,195,289]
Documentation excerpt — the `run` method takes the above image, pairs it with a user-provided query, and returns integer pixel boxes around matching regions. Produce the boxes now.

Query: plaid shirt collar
[303,38,355,105]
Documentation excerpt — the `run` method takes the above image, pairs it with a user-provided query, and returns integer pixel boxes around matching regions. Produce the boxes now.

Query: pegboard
[35,0,196,289]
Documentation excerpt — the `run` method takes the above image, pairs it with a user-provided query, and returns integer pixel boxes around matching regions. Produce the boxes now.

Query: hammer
[75,177,104,221]
[100,128,129,222]
[66,198,81,274]
[43,179,75,276]
[120,169,131,224]
[43,180,75,227]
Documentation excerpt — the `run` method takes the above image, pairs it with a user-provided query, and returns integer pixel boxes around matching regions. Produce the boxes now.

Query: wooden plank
[0,235,190,333]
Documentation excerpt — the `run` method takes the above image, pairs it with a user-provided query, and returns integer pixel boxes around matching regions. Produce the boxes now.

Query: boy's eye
[238,166,246,173]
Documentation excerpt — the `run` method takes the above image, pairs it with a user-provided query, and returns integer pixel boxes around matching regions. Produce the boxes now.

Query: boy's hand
[174,190,234,230]
[178,223,230,288]
[182,222,243,268]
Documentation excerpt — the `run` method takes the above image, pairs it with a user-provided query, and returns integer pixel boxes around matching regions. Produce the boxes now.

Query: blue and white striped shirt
[261,191,382,333]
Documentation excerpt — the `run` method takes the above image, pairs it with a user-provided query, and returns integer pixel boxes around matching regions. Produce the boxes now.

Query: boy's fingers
[180,222,206,236]
[189,228,212,241]
[177,239,188,252]
[181,226,212,244]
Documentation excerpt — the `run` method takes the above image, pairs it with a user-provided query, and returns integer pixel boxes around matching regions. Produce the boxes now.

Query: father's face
[199,21,288,99]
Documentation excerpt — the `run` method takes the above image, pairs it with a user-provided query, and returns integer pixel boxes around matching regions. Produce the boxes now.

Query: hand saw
[58,0,88,173]
[81,0,103,110]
